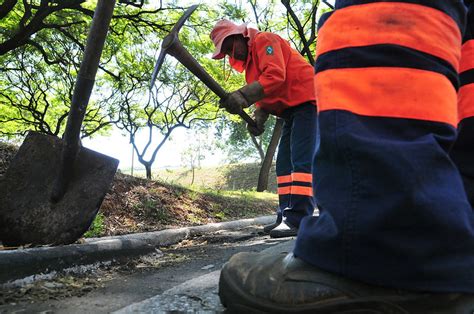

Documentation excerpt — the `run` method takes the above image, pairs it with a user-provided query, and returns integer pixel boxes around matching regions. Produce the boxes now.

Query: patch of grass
[84,213,105,238]
[197,188,278,220]
[186,213,202,224]
[140,198,170,221]
[152,163,278,193]
[187,190,200,201]
[200,188,277,202]
[215,212,226,220]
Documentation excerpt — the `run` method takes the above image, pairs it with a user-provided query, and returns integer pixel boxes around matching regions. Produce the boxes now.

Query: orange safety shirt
[244,32,316,116]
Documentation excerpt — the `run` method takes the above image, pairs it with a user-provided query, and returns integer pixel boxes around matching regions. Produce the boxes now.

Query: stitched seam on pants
[339,113,360,276]
[334,111,349,273]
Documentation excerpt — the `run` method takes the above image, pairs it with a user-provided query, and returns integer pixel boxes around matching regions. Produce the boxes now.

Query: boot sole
[219,270,474,314]
[269,230,298,238]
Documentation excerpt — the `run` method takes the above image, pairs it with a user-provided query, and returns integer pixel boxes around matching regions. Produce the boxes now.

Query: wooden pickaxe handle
[169,40,258,127]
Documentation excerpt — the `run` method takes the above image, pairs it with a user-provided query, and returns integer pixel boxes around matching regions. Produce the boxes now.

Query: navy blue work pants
[451,3,474,207]
[294,0,474,293]
[275,102,318,227]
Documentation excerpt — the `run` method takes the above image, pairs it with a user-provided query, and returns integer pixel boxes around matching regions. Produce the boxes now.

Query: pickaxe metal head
[150,4,199,89]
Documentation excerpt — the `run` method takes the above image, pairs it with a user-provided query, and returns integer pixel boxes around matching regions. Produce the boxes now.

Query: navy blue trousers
[451,118,474,207]
[275,103,318,227]
[451,3,474,207]
[294,0,474,293]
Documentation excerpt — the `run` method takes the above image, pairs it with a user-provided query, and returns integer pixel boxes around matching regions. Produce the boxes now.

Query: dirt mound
[99,172,275,237]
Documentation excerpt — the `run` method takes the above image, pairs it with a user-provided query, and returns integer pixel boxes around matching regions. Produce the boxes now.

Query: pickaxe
[150,5,260,131]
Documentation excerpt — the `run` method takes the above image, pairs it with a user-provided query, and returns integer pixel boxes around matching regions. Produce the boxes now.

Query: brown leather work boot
[219,252,474,313]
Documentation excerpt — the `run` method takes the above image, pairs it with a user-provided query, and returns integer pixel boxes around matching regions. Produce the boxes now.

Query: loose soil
[98,172,276,237]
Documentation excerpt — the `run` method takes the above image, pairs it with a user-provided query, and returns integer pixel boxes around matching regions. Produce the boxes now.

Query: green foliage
[214,114,277,163]
[0,1,119,138]
[0,1,206,140]
[0,46,113,138]
[84,213,105,238]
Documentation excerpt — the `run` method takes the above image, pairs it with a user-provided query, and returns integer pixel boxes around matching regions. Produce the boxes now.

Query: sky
[82,126,223,172]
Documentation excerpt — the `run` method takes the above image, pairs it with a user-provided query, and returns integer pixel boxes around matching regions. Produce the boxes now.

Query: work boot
[219,252,474,313]
[269,219,298,238]
[263,215,282,234]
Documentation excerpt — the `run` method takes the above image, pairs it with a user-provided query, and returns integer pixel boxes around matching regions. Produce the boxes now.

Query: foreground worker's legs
[451,2,474,208]
[270,103,317,238]
[219,0,474,312]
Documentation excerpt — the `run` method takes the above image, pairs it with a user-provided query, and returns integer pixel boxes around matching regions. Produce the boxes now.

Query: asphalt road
[0,226,293,313]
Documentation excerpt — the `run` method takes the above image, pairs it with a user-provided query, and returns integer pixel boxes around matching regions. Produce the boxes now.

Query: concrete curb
[0,215,275,285]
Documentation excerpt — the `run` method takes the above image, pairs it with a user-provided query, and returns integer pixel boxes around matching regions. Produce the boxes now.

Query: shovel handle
[52,0,116,202]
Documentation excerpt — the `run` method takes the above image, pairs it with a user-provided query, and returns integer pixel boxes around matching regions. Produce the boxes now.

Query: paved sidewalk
[0,215,275,284]
[114,240,295,313]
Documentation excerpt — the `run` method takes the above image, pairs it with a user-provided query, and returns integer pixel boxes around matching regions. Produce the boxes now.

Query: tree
[0,0,175,59]
[256,118,284,191]
[117,67,218,179]
[281,0,319,65]
[0,46,117,139]
[181,131,212,185]
[109,4,229,179]
[0,0,186,139]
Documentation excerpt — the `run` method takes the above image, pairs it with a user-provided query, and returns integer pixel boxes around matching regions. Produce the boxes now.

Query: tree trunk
[191,166,195,185]
[145,164,152,180]
[250,134,265,162]
[257,118,284,192]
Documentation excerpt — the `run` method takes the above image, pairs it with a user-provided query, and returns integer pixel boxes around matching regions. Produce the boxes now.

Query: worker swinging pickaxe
[149,5,262,134]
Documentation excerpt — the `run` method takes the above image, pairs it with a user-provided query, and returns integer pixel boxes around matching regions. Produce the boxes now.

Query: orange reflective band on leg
[290,186,313,197]
[460,40,474,73]
[277,186,291,195]
[316,2,462,69]
[291,172,313,183]
[458,84,474,121]
[277,175,292,184]
[315,67,458,127]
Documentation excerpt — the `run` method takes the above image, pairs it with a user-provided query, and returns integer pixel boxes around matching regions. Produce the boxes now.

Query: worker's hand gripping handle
[220,93,262,132]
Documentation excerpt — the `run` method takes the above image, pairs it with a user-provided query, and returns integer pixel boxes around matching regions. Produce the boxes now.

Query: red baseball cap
[210,20,250,59]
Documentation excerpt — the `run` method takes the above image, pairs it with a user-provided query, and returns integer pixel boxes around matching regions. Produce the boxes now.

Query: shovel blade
[0,131,119,246]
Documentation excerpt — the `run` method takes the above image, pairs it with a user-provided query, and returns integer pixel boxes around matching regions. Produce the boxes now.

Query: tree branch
[0,0,17,19]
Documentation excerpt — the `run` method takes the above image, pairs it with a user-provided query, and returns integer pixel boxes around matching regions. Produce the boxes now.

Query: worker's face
[221,35,247,61]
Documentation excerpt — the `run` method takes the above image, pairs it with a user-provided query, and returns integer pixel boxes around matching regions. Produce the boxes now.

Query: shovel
[0,0,119,246]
